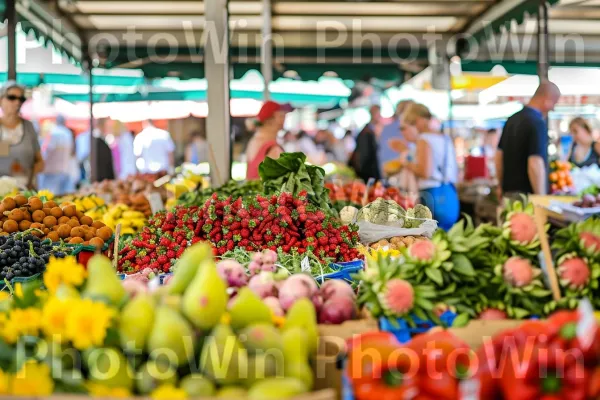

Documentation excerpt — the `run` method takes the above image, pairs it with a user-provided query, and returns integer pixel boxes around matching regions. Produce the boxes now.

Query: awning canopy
[0,0,564,81]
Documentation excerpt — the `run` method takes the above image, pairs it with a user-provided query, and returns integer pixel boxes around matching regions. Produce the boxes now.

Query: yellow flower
[10,361,54,396]
[0,291,9,301]
[36,190,54,200]
[43,256,87,294]
[65,299,115,350]
[3,308,42,342]
[86,382,131,398]
[0,368,10,394]
[42,297,74,342]
[151,384,187,400]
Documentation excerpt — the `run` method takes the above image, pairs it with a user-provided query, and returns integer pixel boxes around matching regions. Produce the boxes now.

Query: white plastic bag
[357,218,438,244]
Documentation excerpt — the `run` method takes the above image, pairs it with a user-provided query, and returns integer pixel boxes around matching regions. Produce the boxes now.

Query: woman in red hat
[245,101,290,180]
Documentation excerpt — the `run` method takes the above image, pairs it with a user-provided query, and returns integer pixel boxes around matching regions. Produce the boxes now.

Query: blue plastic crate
[0,273,42,290]
[315,259,364,284]
[379,310,457,343]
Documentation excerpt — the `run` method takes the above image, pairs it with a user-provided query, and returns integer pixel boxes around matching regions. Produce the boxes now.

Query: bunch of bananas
[102,204,147,235]
[67,195,106,212]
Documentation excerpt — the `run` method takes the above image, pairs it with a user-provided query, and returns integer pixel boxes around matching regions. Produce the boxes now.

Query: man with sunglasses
[0,81,44,188]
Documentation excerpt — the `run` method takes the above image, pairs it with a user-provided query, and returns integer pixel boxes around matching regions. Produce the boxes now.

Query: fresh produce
[550,159,574,193]
[0,232,69,282]
[0,244,319,398]
[0,195,113,248]
[118,191,360,274]
[100,204,147,236]
[369,236,428,251]
[67,194,106,213]
[325,180,414,211]
[356,198,432,228]
[259,152,336,216]
[573,192,600,208]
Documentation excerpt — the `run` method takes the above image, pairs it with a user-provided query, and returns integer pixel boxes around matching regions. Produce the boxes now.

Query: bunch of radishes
[216,255,357,324]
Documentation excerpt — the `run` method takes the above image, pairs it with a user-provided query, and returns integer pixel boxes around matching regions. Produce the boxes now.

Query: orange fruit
[549,172,558,182]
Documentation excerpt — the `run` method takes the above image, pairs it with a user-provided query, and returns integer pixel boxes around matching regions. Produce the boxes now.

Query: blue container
[159,273,172,285]
[315,260,364,284]
[0,273,42,290]
[379,310,457,343]
[117,273,126,280]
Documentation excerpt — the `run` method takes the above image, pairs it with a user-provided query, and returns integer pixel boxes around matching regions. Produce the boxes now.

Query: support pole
[537,0,549,81]
[261,0,272,100]
[6,0,17,80]
[87,59,97,183]
[205,0,231,186]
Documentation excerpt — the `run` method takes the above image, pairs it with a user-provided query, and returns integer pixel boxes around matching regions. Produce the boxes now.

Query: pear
[200,324,248,386]
[244,353,283,387]
[283,298,318,356]
[182,259,227,330]
[248,377,308,400]
[216,386,247,398]
[168,243,212,294]
[240,323,283,355]
[282,327,309,364]
[54,283,81,300]
[119,294,155,352]
[147,306,195,367]
[85,347,134,390]
[83,255,126,306]
[135,360,178,395]
[283,361,313,390]
[229,288,273,331]
[180,374,216,397]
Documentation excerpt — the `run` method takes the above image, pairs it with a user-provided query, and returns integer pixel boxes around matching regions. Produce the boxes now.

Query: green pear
[54,283,81,300]
[85,347,134,390]
[147,306,195,367]
[200,324,248,386]
[240,323,283,355]
[135,360,178,395]
[282,327,309,364]
[83,255,127,306]
[283,361,313,390]
[229,288,272,331]
[182,259,227,330]
[248,377,308,400]
[216,386,247,398]
[168,243,212,294]
[180,374,216,397]
[119,293,155,352]
[244,353,283,388]
[283,298,318,356]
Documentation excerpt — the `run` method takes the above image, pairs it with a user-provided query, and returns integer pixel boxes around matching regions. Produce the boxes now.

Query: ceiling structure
[2,0,564,81]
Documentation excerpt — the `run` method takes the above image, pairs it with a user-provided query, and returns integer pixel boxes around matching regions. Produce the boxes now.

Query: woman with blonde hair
[568,117,600,168]
[391,103,459,230]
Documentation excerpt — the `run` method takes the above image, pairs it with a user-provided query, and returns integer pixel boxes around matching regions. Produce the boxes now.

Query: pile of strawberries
[118,191,360,274]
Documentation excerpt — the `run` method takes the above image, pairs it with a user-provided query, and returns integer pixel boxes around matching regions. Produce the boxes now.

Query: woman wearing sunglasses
[0,81,44,188]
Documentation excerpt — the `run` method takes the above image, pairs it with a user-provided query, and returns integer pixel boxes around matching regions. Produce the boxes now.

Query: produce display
[99,204,147,236]
[325,180,414,211]
[550,159,574,194]
[0,244,321,398]
[355,199,432,228]
[177,179,263,208]
[118,191,360,274]
[573,192,600,209]
[346,310,600,400]
[0,195,113,248]
[369,235,428,251]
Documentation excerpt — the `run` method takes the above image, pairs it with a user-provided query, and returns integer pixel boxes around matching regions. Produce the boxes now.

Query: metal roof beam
[464,0,530,36]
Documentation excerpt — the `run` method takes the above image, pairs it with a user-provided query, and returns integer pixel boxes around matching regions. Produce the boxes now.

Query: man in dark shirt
[496,81,561,196]
[350,105,383,182]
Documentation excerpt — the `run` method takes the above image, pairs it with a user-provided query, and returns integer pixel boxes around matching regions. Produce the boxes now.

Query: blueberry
[9,251,17,258]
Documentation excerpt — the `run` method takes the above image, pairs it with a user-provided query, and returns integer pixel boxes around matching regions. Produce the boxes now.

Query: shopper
[245,101,289,180]
[496,81,561,196]
[349,105,383,182]
[0,81,44,188]
[134,120,176,174]
[567,117,600,168]
[315,130,346,163]
[395,103,459,230]
[185,129,209,164]
[116,125,137,179]
[77,119,116,183]
[379,100,413,175]
[39,115,75,195]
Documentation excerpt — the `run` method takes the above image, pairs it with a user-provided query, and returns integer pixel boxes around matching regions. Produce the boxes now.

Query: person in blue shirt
[496,81,561,196]
[380,100,414,176]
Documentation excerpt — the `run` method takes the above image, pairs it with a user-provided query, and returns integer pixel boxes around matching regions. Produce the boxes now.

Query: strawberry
[166,250,176,259]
